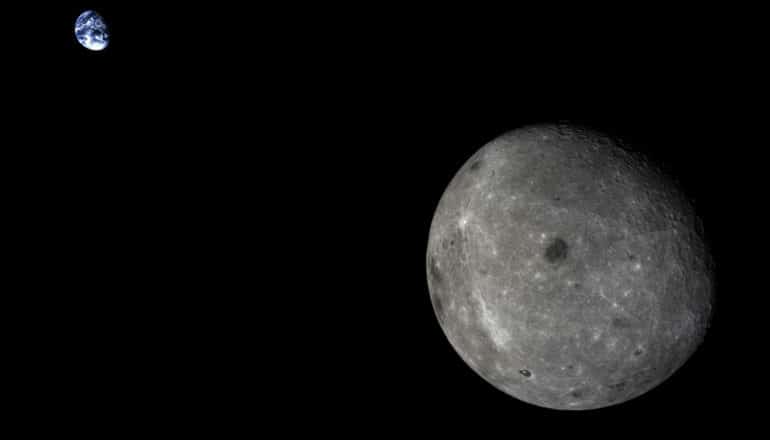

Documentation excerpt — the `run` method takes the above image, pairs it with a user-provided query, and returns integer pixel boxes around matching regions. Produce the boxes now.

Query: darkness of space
[12,1,765,434]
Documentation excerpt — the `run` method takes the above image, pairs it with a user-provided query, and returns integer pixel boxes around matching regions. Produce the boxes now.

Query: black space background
[9,1,767,434]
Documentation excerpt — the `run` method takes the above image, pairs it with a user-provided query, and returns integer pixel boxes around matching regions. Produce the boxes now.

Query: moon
[75,10,109,51]
[426,124,714,410]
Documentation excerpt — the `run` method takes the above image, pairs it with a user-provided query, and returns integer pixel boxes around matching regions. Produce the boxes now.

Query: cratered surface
[426,124,714,410]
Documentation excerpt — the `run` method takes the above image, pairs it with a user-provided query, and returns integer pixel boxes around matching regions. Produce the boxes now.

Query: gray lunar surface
[426,124,714,410]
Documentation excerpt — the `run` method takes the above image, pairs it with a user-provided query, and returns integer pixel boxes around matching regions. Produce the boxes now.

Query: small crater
[633,348,644,357]
[469,160,483,171]
[519,369,532,378]
[607,381,627,391]
[562,364,578,376]
[544,237,568,263]
[631,370,656,387]
[570,388,590,399]
[627,253,636,261]
[553,195,561,201]
[478,268,489,276]
[572,282,581,290]
[628,366,658,386]
[428,256,443,285]
[612,317,632,329]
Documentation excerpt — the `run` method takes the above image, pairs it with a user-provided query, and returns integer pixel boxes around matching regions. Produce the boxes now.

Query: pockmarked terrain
[426,124,714,410]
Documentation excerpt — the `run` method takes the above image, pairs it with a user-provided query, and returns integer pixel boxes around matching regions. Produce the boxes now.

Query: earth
[75,10,109,51]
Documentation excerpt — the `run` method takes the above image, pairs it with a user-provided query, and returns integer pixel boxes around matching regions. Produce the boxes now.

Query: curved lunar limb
[426,124,714,410]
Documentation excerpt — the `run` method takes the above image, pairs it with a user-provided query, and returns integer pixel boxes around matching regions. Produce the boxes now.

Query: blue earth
[75,10,109,51]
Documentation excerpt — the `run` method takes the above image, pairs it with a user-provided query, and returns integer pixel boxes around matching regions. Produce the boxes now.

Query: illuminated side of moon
[426,124,714,410]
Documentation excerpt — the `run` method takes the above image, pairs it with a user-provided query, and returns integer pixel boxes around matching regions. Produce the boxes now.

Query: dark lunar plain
[9,1,767,435]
